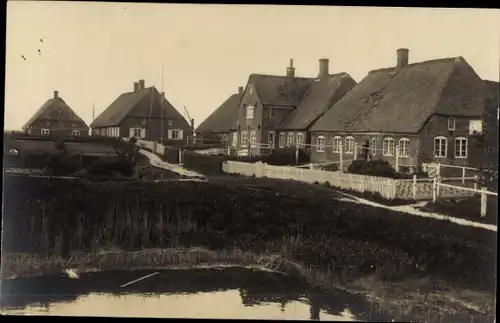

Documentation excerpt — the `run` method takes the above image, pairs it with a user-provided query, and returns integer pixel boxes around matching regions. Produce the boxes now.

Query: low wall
[395,180,476,200]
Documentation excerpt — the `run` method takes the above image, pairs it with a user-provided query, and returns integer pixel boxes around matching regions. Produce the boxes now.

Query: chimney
[397,48,409,68]
[133,82,140,91]
[238,86,244,94]
[139,79,145,90]
[286,58,295,78]
[318,58,329,78]
[53,91,59,98]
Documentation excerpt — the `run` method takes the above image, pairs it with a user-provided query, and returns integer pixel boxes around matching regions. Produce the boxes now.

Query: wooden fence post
[412,174,417,200]
[480,187,487,217]
[462,167,466,184]
[473,175,478,191]
[354,142,358,160]
[432,176,437,202]
[295,143,300,165]
[395,145,400,172]
[309,163,313,170]
[339,142,343,172]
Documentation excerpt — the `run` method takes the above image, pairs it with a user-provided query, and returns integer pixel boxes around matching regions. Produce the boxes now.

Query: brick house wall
[418,114,483,176]
[28,119,89,137]
[310,132,420,171]
[236,83,264,156]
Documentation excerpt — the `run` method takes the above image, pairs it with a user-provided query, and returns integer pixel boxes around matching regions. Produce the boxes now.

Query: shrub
[224,148,310,166]
[183,151,223,176]
[347,160,412,179]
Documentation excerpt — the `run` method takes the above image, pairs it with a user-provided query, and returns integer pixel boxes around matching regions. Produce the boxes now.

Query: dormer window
[246,106,254,119]
[141,118,147,125]
[269,107,276,118]
[448,117,455,131]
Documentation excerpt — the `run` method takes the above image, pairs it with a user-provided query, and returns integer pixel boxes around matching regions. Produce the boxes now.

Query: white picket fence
[222,161,397,199]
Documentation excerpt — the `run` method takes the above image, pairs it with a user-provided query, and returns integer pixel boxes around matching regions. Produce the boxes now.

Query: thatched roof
[248,74,314,107]
[278,73,357,130]
[90,86,187,128]
[310,57,489,133]
[195,91,242,134]
[22,95,88,130]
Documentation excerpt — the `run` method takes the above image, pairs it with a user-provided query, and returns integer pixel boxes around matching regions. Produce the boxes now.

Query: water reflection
[1,268,390,321]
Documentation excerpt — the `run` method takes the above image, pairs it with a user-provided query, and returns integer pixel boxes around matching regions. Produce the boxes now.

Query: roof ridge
[368,57,460,75]
[250,73,314,81]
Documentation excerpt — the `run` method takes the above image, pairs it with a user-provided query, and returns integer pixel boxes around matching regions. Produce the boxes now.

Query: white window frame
[345,136,355,155]
[241,130,248,147]
[168,119,173,126]
[333,136,342,153]
[279,133,285,148]
[296,133,305,148]
[434,136,448,158]
[72,130,80,137]
[249,85,253,94]
[268,131,275,149]
[316,136,326,152]
[469,120,482,135]
[454,137,468,159]
[269,108,276,119]
[287,132,295,147]
[398,138,410,157]
[383,137,395,156]
[168,129,183,140]
[249,130,257,148]
[232,132,238,147]
[133,128,142,138]
[246,106,254,119]
[371,137,377,155]
[448,117,455,131]
[141,118,147,125]
[41,128,50,136]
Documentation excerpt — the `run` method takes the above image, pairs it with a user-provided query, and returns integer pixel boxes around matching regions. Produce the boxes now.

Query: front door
[268,131,275,149]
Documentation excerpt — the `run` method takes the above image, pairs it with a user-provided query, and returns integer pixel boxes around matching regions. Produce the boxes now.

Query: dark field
[2,175,496,295]
[10,140,119,155]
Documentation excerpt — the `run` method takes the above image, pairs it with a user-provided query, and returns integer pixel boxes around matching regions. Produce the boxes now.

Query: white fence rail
[223,161,397,199]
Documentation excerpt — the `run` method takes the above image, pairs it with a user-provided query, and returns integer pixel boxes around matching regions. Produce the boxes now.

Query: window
[41,129,50,136]
[333,136,342,153]
[448,117,455,131]
[454,137,468,158]
[269,108,276,118]
[246,106,254,119]
[168,129,183,140]
[168,120,173,126]
[316,136,326,152]
[345,136,355,154]
[434,136,448,158]
[249,130,257,148]
[268,131,275,148]
[249,85,253,94]
[279,132,285,148]
[100,128,105,136]
[371,138,377,155]
[287,132,295,147]
[296,133,305,148]
[398,138,410,157]
[232,132,237,147]
[133,128,142,137]
[241,130,248,147]
[383,137,395,156]
[72,130,80,136]
[71,123,76,128]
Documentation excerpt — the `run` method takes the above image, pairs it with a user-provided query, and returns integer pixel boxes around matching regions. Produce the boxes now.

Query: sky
[4,2,500,130]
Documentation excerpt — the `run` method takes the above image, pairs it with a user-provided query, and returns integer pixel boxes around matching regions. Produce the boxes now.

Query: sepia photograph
[1,2,499,322]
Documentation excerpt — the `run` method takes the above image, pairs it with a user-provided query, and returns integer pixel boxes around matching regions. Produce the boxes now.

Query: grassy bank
[2,176,496,322]
[2,248,495,323]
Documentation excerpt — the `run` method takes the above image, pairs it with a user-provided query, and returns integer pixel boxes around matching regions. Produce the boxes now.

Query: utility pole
[160,62,164,144]
[92,102,95,136]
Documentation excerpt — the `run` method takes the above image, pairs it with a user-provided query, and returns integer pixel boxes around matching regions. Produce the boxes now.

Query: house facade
[22,91,89,137]
[235,59,356,157]
[195,86,244,148]
[309,48,491,175]
[90,80,192,145]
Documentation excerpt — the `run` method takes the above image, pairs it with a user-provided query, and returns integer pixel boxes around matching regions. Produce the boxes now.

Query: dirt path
[138,149,204,178]
[332,190,497,232]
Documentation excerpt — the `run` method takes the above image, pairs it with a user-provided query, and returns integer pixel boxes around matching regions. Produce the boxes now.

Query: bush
[224,148,310,166]
[347,160,412,179]
[183,151,223,176]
